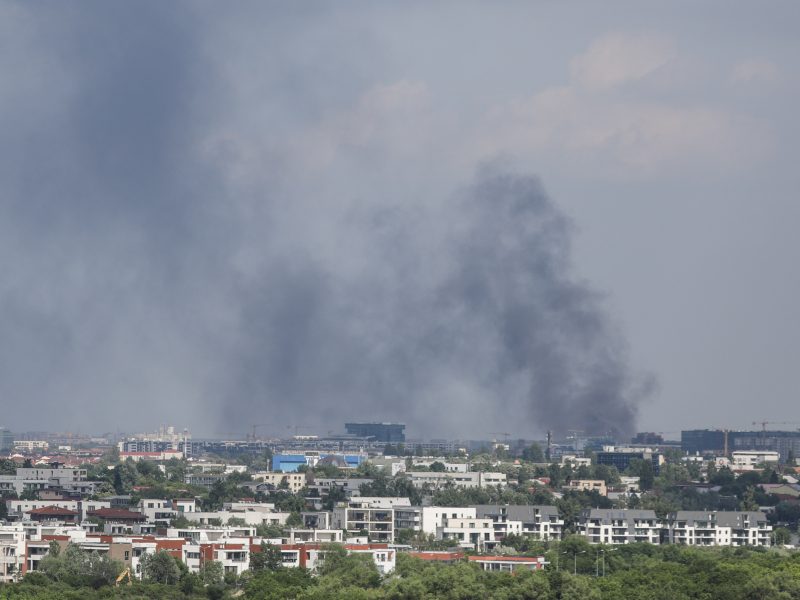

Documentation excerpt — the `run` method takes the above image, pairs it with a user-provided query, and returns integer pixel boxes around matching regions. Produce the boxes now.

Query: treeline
[3,540,800,599]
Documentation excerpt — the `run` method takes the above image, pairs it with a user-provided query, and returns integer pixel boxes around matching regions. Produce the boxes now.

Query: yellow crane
[115,567,132,587]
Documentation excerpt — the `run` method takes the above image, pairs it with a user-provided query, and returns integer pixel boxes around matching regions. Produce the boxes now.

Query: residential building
[252,471,307,493]
[436,517,496,551]
[468,555,547,572]
[731,451,780,469]
[332,497,409,542]
[410,459,469,473]
[576,509,661,544]
[366,458,406,476]
[13,441,48,452]
[394,506,476,536]
[405,471,506,489]
[6,499,111,522]
[473,505,563,541]
[0,524,25,582]
[566,480,607,496]
[137,499,176,526]
[560,455,591,467]
[596,447,663,475]
[666,511,772,547]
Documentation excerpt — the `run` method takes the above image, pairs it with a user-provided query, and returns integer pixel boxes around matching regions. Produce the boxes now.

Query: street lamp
[600,547,619,577]
[563,550,586,575]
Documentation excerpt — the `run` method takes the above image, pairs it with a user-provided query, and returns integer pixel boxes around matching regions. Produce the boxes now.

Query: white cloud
[569,32,675,90]
[471,33,774,177]
[731,59,781,84]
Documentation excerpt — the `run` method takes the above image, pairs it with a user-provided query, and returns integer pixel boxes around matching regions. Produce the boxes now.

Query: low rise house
[731,451,780,469]
[251,471,307,493]
[468,555,547,572]
[566,480,607,496]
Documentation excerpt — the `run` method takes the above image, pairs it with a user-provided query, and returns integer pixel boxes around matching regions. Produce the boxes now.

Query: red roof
[29,506,79,516]
[469,555,544,563]
[88,508,146,521]
[409,551,465,561]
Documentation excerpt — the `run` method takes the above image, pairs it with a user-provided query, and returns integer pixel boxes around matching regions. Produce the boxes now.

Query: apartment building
[405,471,506,489]
[6,499,111,522]
[332,497,409,542]
[473,505,563,541]
[267,542,395,574]
[252,471,307,493]
[0,524,25,583]
[436,517,496,552]
[566,480,607,496]
[394,506,478,537]
[576,509,661,544]
[731,451,780,469]
[137,499,177,526]
[666,511,772,547]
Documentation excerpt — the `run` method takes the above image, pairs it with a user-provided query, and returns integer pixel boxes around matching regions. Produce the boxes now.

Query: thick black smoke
[225,169,651,438]
[0,2,652,439]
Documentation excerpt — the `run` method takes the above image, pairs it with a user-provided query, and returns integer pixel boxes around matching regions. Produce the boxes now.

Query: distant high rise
[345,422,405,443]
[681,430,726,455]
[0,428,14,452]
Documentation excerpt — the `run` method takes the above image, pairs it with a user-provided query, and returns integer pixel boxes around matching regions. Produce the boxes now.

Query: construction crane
[115,568,132,587]
[288,425,313,437]
[248,423,272,442]
[752,421,800,432]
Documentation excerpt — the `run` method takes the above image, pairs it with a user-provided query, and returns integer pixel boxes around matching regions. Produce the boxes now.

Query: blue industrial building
[271,453,364,472]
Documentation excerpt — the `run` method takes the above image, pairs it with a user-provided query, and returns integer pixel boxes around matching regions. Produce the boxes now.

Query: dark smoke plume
[0,3,653,439]
[226,168,652,438]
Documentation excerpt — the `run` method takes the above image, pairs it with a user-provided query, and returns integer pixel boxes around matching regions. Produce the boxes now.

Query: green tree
[140,549,181,585]
[772,527,791,545]
[199,560,224,586]
[251,542,283,572]
[522,443,545,463]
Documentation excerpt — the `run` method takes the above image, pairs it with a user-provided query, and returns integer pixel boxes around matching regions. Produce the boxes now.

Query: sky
[1,1,799,440]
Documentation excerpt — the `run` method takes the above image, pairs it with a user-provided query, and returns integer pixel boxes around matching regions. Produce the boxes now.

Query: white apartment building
[576,509,661,545]
[138,499,177,526]
[367,458,407,476]
[410,459,469,473]
[394,506,477,536]
[566,480,607,496]
[436,517,496,551]
[6,499,111,522]
[0,524,25,583]
[731,451,780,469]
[287,529,343,543]
[560,455,591,467]
[13,441,49,452]
[405,472,506,489]
[0,466,89,496]
[667,511,772,547]
[252,471,307,493]
[332,497,410,542]
[182,510,291,528]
